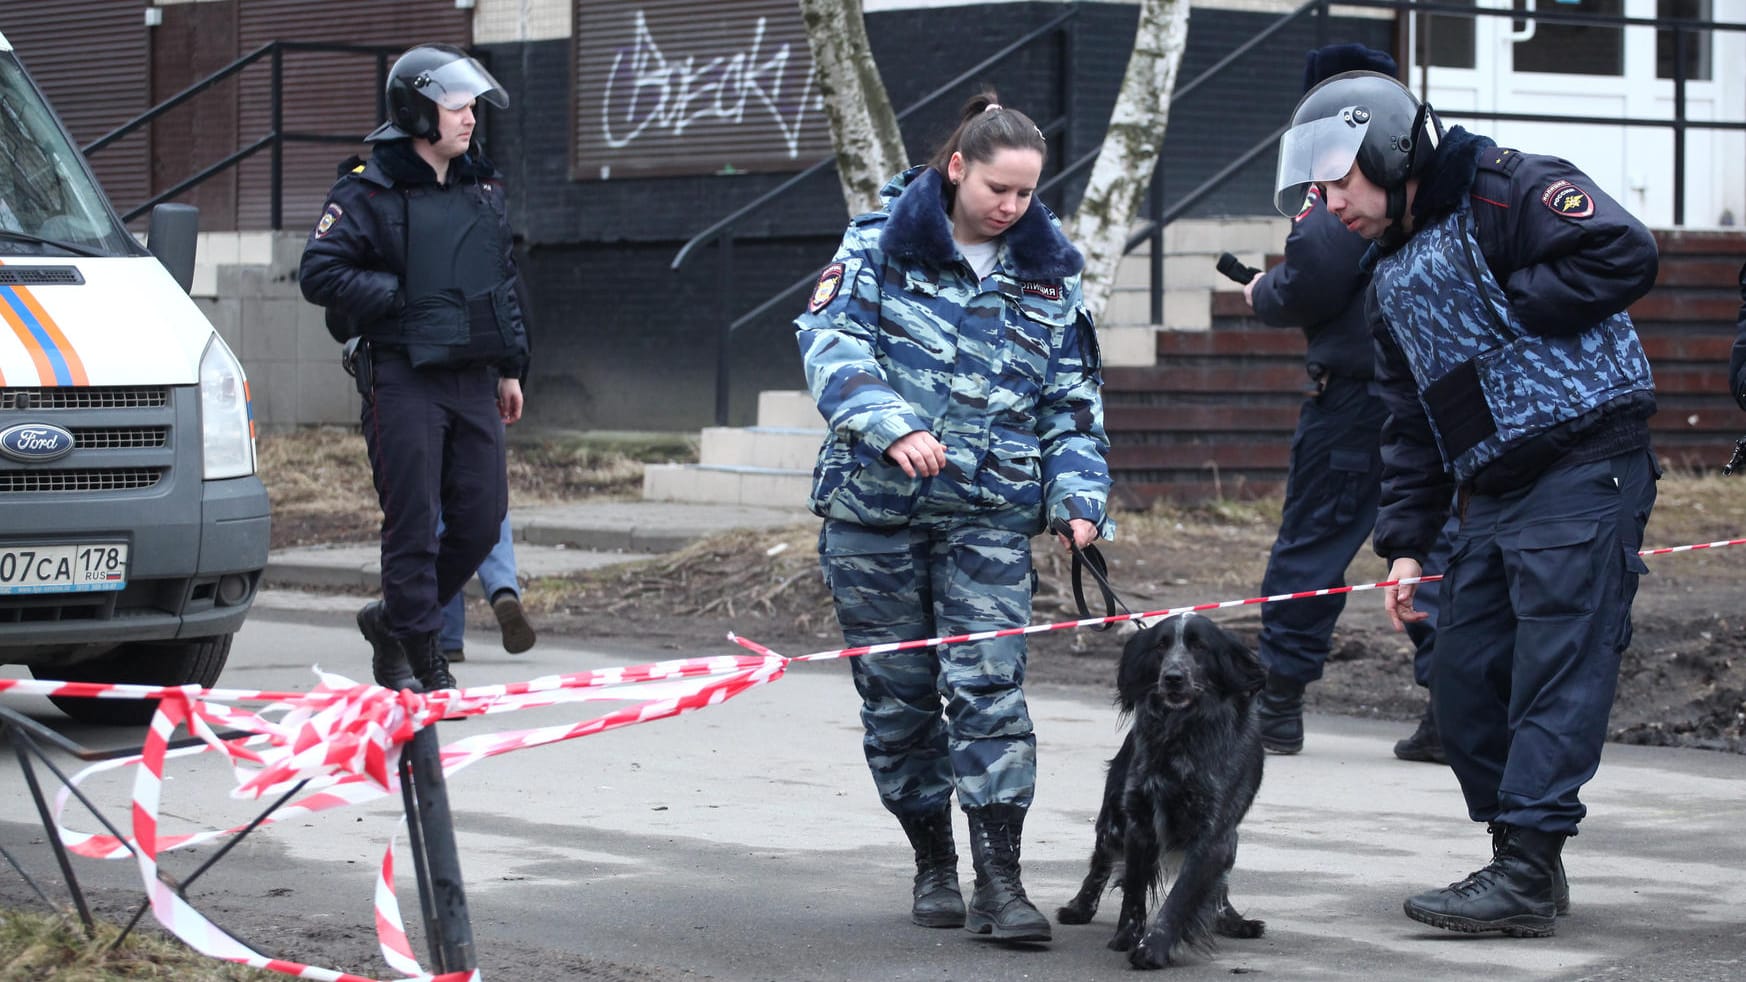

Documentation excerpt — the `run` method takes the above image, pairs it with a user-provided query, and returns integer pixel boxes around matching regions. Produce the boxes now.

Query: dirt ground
[259,431,1746,754]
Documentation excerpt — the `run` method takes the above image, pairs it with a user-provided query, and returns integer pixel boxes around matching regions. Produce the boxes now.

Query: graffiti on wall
[577,2,832,179]
[602,11,822,157]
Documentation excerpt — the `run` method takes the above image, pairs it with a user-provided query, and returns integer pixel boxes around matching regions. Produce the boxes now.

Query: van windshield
[0,53,135,257]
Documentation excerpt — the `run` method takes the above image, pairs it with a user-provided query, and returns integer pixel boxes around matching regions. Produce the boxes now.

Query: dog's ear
[1203,620,1267,697]
[1116,621,1168,712]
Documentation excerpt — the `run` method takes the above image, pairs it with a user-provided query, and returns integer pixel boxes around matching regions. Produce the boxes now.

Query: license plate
[0,542,129,595]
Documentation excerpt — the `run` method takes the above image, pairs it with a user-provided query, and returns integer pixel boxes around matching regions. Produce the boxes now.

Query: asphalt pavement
[262,500,807,595]
[1,501,1741,981]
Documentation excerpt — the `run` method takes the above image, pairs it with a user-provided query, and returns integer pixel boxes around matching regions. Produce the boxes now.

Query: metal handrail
[670,7,1080,274]
[678,8,1079,424]
[999,0,1744,325]
[83,40,404,229]
[685,0,1743,425]
[702,0,1326,384]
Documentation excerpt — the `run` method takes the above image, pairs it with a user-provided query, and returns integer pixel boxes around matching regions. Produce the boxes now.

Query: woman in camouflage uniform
[795,91,1111,945]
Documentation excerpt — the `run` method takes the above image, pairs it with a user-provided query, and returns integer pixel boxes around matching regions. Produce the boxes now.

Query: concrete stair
[1097,216,1290,365]
[642,390,820,507]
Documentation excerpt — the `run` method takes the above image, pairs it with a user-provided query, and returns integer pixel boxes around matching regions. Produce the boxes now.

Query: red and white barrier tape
[733,535,1746,663]
[0,533,1737,980]
[2,656,787,981]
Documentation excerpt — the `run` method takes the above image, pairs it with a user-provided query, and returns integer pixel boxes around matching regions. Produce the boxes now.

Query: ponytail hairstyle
[926,89,1047,183]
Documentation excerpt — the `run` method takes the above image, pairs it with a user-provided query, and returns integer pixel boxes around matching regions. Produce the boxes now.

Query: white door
[1405,0,1742,228]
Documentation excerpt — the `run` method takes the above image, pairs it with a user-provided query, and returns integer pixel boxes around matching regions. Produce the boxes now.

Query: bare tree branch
[799,0,908,217]
[1066,0,1190,324]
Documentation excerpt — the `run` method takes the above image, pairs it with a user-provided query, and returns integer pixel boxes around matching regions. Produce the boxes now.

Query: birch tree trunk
[1066,0,1191,324]
[799,0,908,217]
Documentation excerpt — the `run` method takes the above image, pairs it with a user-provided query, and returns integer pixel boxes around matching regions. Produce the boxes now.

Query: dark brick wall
[481,2,1391,431]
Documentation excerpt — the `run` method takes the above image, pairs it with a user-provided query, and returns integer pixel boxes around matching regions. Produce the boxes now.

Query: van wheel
[32,634,233,727]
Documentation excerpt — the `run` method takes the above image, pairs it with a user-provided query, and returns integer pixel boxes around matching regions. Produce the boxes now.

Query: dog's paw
[1107,922,1142,952]
[1216,915,1265,939]
[1128,936,1172,970]
[1057,898,1096,925]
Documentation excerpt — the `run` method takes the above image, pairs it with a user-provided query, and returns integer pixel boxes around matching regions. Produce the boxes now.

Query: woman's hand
[886,430,946,478]
[1056,518,1099,552]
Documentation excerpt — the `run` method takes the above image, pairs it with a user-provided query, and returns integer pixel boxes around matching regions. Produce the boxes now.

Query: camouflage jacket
[1373,197,1653,486]
[795,166,1110,536]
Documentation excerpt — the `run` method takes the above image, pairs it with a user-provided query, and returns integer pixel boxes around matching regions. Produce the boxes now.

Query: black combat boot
[1257,674,1306,754]
[358,602,417,691]
[1393,700,1447,764]
[1492,823,1568,915]
[963,804,1051,943]
[1403,825,1562,937]
[897,809,965,928]
[401,630,458,693]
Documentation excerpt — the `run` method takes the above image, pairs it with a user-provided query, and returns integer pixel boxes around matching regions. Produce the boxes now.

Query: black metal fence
[82,41,403,228]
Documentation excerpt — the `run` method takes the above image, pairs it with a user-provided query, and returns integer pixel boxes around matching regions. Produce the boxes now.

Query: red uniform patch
[1294,185,1322,224]
[314,202,343,238]
[1541,181,1594,220]
[809,262,845,313]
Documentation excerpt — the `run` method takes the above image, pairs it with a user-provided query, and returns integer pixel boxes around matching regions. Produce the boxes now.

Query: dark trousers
[361,354,507,638]
[1257,377,1387,685]
[1434,449,1657,834]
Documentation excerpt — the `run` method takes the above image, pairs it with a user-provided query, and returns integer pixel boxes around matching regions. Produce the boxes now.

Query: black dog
[1057,613,1268,969]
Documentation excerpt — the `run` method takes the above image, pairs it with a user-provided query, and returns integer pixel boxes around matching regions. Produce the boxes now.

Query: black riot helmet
[366,43,508,143]
[1273,70,1442,228]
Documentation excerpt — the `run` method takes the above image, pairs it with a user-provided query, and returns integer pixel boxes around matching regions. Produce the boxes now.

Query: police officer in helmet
[1276,70,1658,938]
[300,43,530,695]
[1242,44,1447,763]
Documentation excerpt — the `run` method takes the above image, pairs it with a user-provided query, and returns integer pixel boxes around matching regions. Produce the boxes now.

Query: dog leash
[1049,519,1134,631]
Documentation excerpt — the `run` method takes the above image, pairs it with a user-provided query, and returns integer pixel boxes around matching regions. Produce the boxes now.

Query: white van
[0,30,268,724]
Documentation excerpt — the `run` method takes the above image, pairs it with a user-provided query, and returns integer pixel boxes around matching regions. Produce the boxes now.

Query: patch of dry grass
[254,427,697,548]
[1643,465,1746,546]
[0,908,271,980]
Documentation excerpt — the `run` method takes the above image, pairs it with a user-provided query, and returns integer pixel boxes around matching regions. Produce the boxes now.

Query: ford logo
[0,422,76,463]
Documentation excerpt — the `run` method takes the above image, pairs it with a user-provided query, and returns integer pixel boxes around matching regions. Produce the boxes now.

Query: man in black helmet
[1243,43,1446,763]
[299,43,530,695]
[1275,71,1659,938]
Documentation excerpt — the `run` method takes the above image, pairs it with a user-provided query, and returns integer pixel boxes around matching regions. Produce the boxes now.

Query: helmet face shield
[412,56,508,111]
[1273,108,1371,216]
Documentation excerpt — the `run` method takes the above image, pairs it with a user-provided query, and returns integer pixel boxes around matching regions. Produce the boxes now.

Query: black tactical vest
[398,182,521,369]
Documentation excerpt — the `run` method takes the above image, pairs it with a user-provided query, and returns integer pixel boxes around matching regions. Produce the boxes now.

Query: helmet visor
[412,56,508,111]
[1273,108,1370,216]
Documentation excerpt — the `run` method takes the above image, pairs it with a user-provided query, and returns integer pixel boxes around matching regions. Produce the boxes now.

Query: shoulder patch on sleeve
[314,202,344,238]
[1541,180,1594,219]
[1293,185,1322,224]
[809,262,846,313]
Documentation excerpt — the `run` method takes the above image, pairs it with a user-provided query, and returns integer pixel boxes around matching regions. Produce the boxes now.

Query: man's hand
[1384,557,1429,633]
[497,377,524,425]
[886,430,946,478]
[1056,518,1099,552]
[1242,276,1258,308]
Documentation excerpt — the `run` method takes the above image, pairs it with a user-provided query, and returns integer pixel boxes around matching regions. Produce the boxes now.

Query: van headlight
[200,335,256,479]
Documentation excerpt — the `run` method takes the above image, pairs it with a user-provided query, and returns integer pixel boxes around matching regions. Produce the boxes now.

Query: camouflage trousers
[819,519,1037,818]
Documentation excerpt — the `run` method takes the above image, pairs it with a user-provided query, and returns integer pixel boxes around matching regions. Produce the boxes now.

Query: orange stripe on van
[0,290,60,385]
[8,278,88,386]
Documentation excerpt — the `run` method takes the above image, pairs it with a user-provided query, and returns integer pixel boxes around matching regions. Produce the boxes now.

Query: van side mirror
[147,203,200,294]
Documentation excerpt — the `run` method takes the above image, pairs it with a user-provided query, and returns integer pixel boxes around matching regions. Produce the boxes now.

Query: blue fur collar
[877,166,1084,280]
